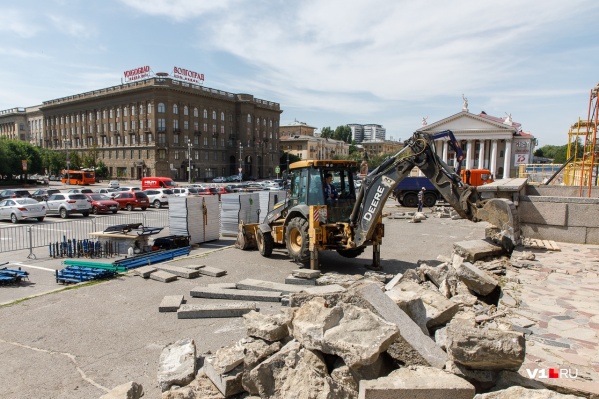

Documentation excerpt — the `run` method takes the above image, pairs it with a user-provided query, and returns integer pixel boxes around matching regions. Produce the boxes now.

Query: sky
[1,0,598,147]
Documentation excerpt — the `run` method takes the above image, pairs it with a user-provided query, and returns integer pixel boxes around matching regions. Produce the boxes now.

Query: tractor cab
[288,160,358,223]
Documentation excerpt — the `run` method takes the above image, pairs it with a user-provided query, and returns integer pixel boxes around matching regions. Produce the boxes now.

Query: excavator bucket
[476,198,519,252]
[235,221,257,250]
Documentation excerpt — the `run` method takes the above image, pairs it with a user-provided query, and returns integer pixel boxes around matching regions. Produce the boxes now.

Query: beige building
[360,139,403,157]
[279,119,317,137]
[0,76,282,181]
[280,135,350,168]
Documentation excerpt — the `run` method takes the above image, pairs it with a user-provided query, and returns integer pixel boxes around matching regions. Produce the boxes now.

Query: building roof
[280,119,316,129]
[478,111,522,131]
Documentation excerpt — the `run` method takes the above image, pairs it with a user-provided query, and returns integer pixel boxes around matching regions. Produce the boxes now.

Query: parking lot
[0,196,489,399]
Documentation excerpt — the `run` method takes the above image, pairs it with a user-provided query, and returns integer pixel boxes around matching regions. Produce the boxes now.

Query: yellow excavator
[236,130,518,270]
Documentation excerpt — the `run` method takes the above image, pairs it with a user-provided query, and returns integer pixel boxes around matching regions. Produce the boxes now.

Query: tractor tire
[403,193,418,207]
[423,193,437,207]
[256,229,274,257]
[285,217,310,263]
[336,246,366,258]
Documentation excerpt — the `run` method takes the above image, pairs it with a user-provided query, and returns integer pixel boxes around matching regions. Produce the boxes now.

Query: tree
[320,127,333,139]
[81,145,100,169]
[333,125,352,143]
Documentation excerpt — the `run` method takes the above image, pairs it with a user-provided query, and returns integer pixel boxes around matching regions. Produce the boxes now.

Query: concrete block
[291,269,321,279]
[236,278,305,294]
[520,224,587,245]
[301,284,346,295]
[358,366,475,399]
[567,202,599,227]
[182,264,206,270]
[177,303,257,319]
[390,281,459,328]
[518,200,567,226]
[351,282,448,369]
[384,273,403,291]
[208,282,237,289]
[154,265,200,279]
[204,360,244,397]
[159,295,184,312]
[149,270,178,283]
[190,287,282,302]
[285,274,317,285]
[133,266,157,278]
[585,227,599,245]
[198,266,227,277]
[453,240,504,262]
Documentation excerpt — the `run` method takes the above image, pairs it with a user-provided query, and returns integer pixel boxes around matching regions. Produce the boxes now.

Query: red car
[112,191,150,211]
[209,187,228,199]
[196,188,213,196]
[85,193,119,214]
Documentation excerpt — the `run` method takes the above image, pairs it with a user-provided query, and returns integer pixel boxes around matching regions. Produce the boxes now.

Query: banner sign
[173,66,204,85]
[123,66,152,82]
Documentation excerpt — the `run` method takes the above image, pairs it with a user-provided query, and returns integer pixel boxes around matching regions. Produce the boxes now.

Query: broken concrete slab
[243,309,293,342]
[358,366,475,399]
[177,302,257,319]
[285,274,317,286]
[149,270,178,283]
[390,280,459,328]
[292,269,321,279]
[315,273,363,288]
[157,338,197,392]
[348,282,448,369]
[181,264,206,270]
[446,323,526,370]
[292,297,398,368]
[236,278,305,294]
[240,337,282,395]
[190,286,282,302]
[198,266,227,277]
[99,381,143,399]
[154,264,200,278]
[203,359,244,397]
[301,284,346,295]
[456,262,498,296]
[132,266,157,278]
[161,370,225,399]
[207,282,237,289]
[211,341,245,374]
[159,295,184,312]
[473,385,586,398]
[453,239,504,262]
[384,288,428,335]
[384,273,403,291]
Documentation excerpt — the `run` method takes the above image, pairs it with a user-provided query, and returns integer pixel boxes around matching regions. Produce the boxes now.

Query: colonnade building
[0,76,282,181]
[419,103,535,179]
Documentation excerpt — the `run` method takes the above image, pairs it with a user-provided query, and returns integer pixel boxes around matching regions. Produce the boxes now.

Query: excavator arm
[349,130,518,250]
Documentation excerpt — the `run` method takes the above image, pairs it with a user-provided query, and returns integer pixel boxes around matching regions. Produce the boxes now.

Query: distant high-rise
[348,123,385,143]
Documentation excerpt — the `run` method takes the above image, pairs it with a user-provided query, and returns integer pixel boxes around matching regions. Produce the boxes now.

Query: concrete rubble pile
[149,239,587,399]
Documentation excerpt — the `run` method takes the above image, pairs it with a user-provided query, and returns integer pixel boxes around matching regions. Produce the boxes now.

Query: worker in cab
[324,173,338,204]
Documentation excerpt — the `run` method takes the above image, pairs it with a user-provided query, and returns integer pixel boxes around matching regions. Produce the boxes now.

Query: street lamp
[239,143,243,183]
[64,139,71,185]
[286,146,290,177]
[187,139,192,184]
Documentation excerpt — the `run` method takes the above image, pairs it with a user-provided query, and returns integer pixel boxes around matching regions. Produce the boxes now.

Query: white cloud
[48,14,95,38]
[0,47,49,59]
[119,0,234,21]
[0,9,40,37]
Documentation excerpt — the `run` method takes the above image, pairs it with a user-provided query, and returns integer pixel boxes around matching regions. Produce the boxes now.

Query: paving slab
[177,303,257,319]
[284,274,317,286]
[291,269,320,279]
[181,264,206,270]
[190,287,282,302]
[236,278,305,294]
[150,270,178,283]
[453,239,504,262]
[133,266,157,278]
[198,266,227,277]
[301,284,346,295]
[154,265,200,279]
[159,295,184,312]
[208,283,237,289]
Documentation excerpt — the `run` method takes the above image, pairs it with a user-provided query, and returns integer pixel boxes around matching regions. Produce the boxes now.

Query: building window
[247,114,251,123]
[212,137,217,147]
[195,150,199,160]
[158,103,165,113]
[203,123,207,132]
[212,110,216,119]
[158,119,166,131]
[124,107,128,117]
[173,104,178,114]
[147,103,152,114]
[203,109,208,118]
[203,137,208,146]
[193,107,198,117]
[184,106,188,116]
[194,122,199,131]
[184,120,189,130]
[173,120,179,129]
[174,151,179,160]
[123,121,127,131]
[221,112,225,121]
[174,134,179,144]
[139,104,144,115]
[159,149,166,159]
[131,106,135,116]
[212,124,216,133]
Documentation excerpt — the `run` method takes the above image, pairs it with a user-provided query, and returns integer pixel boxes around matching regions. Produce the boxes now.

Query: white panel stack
[169,196,220,244]
[220,193,260,236]
[258,190,287,219]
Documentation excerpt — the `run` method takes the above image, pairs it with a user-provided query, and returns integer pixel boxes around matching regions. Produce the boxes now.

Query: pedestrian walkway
[510,242,599,396]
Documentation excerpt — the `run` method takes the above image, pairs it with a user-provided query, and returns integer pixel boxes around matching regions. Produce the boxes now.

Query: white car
[108,180,120,189]
[143,189,175,208]
[0,198,46,223]
[94,188,117,197]
[44,193,92,219]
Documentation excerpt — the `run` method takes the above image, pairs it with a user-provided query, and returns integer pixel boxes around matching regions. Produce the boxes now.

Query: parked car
[172,188,199,197]
[188,183,206,189]
[112,191,149,211]
[0,189,32,201]
[31,189,61,202]
[0,198,46,223]
[209,187,227,198]
[48,175,58,181]
[117,187,141,192]
[196,188,213,196]
[85,193,119,214]
[68,188,94,194]
[228,175,242,182]
[143,188,174,208]
[108,180,120,189]
[224,184,238,193]
[212,176,227,183]
[94,188,117,197]
[45,193,92,219]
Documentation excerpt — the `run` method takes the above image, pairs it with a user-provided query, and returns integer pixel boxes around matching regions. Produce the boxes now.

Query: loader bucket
[235,221,257,250]
[476,198,519,252]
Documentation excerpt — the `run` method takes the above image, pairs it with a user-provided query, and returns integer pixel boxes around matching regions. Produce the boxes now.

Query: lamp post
[239,142,243,183]
[286,146,290,177]
[187,138,192,184]
[64,139,71,185]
